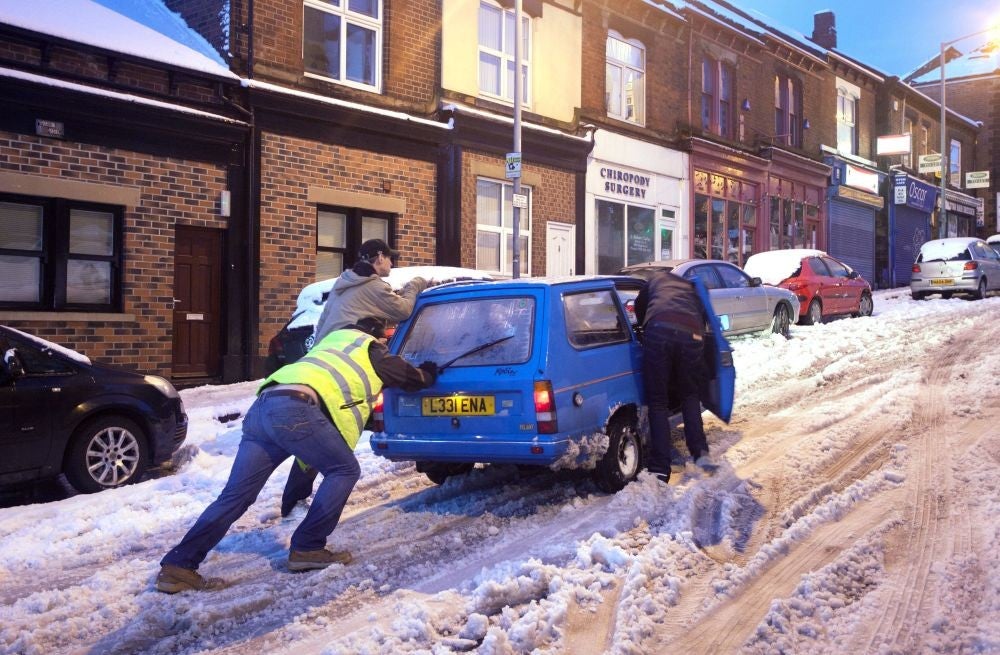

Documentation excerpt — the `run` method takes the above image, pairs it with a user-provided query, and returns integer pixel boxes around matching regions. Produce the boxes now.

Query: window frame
[702,57,734,138]
[0,193,123,312]
[605,30,645,126]
[836,80,860,155]
[774,73,802,147]
[315,205,395,280]
[302,0,383,93]
[477,0,532,106]
[475,177,532,277]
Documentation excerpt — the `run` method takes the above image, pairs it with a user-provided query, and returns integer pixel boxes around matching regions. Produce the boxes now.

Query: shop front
[888,172,938,286]
[586,130,687,273]
[939,189,981,239]
[824,156,885,287]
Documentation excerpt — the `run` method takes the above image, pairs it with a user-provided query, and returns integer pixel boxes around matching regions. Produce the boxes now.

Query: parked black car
[0,325,188,493]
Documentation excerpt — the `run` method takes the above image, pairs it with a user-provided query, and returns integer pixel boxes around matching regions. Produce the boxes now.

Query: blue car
[371,276,734,492]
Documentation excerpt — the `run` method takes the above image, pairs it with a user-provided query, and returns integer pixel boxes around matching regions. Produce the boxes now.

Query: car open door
[692,277,735,423]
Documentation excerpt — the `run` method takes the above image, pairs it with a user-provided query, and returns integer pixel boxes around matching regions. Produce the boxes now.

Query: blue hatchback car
[371,275,733,491]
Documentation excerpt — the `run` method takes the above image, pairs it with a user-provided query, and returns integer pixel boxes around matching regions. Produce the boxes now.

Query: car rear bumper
[910,275,980,293]
[370,432,573,466]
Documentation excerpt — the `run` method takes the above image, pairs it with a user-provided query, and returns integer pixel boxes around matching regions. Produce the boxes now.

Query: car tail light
[964,261,979,271]
[912,264,921,273]
[785,281,807,291]
[534,380,557,434]
[372,392,384,432]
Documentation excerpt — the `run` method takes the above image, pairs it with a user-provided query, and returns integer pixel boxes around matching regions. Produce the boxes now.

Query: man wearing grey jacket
[282,238,427,516]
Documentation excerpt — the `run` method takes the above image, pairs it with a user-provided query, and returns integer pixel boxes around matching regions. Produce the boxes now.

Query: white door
[546,222,576,276]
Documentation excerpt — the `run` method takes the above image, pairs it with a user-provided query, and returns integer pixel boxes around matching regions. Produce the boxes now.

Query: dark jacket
[634,271,708,334]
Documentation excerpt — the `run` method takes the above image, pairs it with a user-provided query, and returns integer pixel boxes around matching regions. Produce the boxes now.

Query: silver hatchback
[910,237,1000,300]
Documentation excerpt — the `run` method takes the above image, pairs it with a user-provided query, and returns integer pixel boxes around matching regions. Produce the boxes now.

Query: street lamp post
[938,26,997,238]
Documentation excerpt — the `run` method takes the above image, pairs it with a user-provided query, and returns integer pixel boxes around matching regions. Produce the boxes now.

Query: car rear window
[917,241,973,263]
[399,296,535,367]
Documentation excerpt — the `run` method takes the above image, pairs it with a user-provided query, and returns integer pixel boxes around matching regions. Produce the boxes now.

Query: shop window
[303,0,382,91]
[774,74,802,147]
[0,195,122,311]
[606,32,645,125]
[476,178,530,276]
[836,80,860,155]
[694,193,756,266]
[316,206,393,279]
[702,58,734,138]
[478,0,530,104]
[768,197,818,251]
[596,199,654,274]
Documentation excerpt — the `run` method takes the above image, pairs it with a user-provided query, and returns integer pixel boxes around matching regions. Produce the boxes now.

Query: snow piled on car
[743,249,825,286]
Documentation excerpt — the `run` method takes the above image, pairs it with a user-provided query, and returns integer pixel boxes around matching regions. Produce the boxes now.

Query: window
[605,32,644,124]
[902,116,914,168]
[768,196,817,251]
[774,74,802,147]
[303,0,382,91]
[821,256,850,278]
[316,206,392,279]
[702,58,734,138]
[596,200,654,274]
[949,138,962,185]
[692,174,757,266]
[564,290,629,348]
[478,1,530,104]
[836,81,859,154]
[0,195,122,311]
[476,178,530,276]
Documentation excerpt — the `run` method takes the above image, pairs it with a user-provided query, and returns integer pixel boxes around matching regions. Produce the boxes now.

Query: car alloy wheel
[771,303,791,337]
[65,416,149,493]
[855,293,873,317]
[803,299,822,325]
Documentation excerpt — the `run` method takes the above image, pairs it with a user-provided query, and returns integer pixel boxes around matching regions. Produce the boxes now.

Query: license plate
[930,278,953,286]
[422,395,495,416]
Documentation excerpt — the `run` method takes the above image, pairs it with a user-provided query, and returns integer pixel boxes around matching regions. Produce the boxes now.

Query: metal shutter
[892,206,930,286]
[828,199,875,284]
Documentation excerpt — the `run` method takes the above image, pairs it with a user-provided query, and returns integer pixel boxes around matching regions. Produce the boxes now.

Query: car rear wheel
[973,279,987,300]
[416,461,474,485]
[770,303,791,337]
[801,299,822,325]
[853,293,873,318]
[594,416,642,492]
[65,415,149,493]
[911,291,926,301]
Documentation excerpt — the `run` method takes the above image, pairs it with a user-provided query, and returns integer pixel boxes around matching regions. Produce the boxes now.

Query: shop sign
[845,164,879,194]
[897,174,937,213]
[976,197,985,227]
[965,171,990,189]
[876,134,910,156]
[918,153,942,174]
[893,173,907,205]
[600,167,650,199]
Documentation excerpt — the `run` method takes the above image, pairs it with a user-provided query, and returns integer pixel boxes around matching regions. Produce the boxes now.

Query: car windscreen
[399,296,535,367]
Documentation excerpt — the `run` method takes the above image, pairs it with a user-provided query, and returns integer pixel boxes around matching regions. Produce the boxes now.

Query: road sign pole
[512,0,522,279]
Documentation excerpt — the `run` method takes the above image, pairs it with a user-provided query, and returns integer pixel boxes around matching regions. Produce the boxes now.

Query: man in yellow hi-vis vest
[156,322,437,593]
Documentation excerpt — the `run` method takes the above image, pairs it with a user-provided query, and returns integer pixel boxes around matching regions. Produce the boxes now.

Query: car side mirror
[749,277,762,287]
[3,347,25,380]
[847,270,859,279]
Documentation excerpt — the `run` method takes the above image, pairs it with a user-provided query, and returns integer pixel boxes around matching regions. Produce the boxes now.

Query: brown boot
[288,548,353,572]
[156,564,225,594]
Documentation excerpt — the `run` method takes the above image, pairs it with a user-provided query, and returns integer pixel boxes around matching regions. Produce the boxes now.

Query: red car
[743,249,873,325]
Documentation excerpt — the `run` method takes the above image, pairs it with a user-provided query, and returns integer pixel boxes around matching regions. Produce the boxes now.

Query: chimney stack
[812,11,837,50]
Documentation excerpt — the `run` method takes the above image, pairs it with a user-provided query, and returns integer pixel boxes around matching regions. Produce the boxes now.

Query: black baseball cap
[358,238,400,261]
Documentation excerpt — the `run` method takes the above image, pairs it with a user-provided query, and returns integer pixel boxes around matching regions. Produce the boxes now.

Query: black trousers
[642,324,709,471]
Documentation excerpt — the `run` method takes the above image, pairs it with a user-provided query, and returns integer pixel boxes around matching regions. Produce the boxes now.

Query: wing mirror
[749,277,762,287]
[847,270,859,279]
[2,347,25,380]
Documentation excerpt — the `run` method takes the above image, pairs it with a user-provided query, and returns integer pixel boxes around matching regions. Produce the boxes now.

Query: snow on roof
[0,66,247,124]
[908,43,999,85]
[0,0,236,79]
[246,79,451,130]
[744,249,826,285]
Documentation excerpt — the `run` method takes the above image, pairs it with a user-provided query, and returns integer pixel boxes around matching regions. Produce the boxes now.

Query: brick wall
[164,0,230,61]
[256,131,437,358]
[0,131,227,377]
[461,150,577,275]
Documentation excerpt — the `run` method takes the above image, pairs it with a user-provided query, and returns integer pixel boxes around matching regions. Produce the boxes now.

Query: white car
[987,234,1000,257]
[910,237,1000,300]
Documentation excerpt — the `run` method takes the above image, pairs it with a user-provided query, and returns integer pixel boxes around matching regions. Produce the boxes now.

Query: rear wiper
[437,333,516,372]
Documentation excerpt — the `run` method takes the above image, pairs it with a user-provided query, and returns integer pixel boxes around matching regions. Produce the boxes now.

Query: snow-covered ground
[1,289,998,655]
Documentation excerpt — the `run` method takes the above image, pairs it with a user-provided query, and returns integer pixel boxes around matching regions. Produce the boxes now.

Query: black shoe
[648,469,670,484]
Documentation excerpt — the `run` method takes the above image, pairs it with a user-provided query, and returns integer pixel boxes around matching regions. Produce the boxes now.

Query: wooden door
[172,226,222,378]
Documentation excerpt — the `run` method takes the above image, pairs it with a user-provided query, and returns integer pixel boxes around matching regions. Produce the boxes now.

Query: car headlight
[144,375,180,399]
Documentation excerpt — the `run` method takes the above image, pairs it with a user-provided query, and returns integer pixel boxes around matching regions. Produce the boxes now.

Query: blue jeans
[642,324,709,472]
[161,392,361,570]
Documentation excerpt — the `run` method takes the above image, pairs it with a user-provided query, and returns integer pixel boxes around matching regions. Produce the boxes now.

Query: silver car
[910,237,1000,301]
[619,259,800,338]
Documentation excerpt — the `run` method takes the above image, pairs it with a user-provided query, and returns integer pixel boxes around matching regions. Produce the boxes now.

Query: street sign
[505,152,522,180]
[965,171,990,189]
[893,173,907,205]
[511,193,528,209]
[918,153,942,174]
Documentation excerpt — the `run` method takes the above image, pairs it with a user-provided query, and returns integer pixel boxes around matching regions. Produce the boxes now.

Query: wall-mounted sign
[511,193,527,209]
[918,153,942,174]
[893,174,907,205]
[845,164,880,194]
[877,134,911,156]
[600,167,650,198]
[896,173,937,213]
[965,171,990,189]
[35,119,64,139]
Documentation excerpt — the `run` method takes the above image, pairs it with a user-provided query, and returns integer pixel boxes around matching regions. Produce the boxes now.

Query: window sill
[0,311,136,323]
